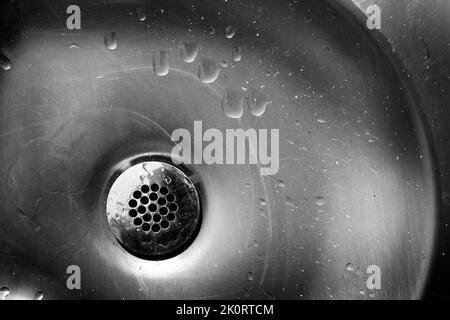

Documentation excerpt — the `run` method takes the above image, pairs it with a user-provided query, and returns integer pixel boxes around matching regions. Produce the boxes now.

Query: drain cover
[106,160,201,259]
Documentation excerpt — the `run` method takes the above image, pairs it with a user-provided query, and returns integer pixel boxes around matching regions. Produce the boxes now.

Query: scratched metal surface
[0,0,442,299]
[339,0,449,299]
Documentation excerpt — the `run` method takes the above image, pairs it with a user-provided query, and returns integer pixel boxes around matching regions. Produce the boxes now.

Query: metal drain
[127,182,179,233]
[106,159,201,259]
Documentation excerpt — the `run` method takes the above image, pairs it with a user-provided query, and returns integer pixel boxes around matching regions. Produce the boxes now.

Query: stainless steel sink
[0,0,444,300]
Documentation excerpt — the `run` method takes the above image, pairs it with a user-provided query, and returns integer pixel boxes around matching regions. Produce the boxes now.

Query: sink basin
[0,0,438,299]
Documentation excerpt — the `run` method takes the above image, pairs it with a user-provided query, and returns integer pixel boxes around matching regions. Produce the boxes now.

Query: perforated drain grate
[127,181,180,233]
[105,159,201,260]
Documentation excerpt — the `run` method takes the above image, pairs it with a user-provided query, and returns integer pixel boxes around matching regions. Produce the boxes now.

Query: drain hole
[161,220,169,229]
[128,199,138,208]
[152,224,161,232]
[159,207,168,215]
[160,186,169,195]
[133,190,142,199]
[106,160,202,260]
[137,205,146,214]
[149,192,158,201]
[148,203,157,212]
[168,203,178,212]
[128,209,138,218]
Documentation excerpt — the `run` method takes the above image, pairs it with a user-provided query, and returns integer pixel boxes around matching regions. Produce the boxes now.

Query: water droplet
[180,41,199,63]
[359,289,366,295]
[0,53,11,71]
[104,32,118,50]
[198,59,221,84]
[315,196,326,206]
[346,263,356,272]
[136,7,147,22]
[0,287,10,300]
[247,272,254,281]
[304,10,313,24]
[259,199,267,206]
[225,25,237,39]
[68,43,81,49]
[232,46,242,62]
[259,208,266,217]
[247,88,272,117]
[34,291,44,300]
[153,50,170,76]
[284,196,298,209]
[270,177,286,188]
[442,192,450,206]
[209,26,216,35]
[221,88,244,118]
[316,118,327,124]
[277,181,286,188]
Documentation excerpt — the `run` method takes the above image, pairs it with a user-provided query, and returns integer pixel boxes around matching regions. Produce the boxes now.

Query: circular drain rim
[104,155,202,260]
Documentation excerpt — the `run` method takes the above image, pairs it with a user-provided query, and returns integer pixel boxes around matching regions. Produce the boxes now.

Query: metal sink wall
[0,0,439,299]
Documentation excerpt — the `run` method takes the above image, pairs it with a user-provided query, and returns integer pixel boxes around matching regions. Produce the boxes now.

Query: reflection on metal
[0,0,444,300]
